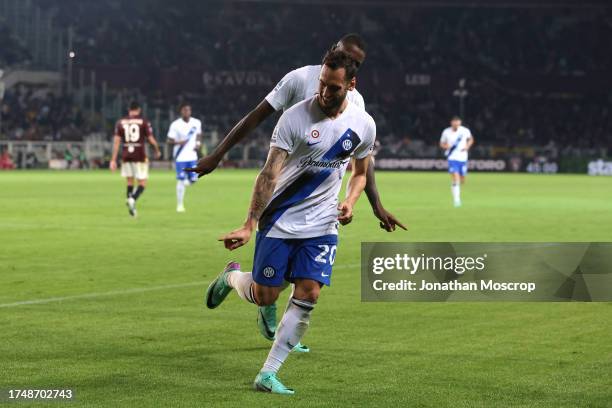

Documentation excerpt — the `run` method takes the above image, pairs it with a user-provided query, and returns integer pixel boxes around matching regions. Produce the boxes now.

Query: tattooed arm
[219,147,288,251]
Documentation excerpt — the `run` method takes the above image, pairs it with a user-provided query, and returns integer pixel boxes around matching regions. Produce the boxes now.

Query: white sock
[226,271,255,303]
[176,180,185,206]
[262,297,314,374]
[283,284,295,314]
[451,183,461,203]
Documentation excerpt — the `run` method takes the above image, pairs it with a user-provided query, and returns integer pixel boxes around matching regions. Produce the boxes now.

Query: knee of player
[257,295,278,306]
[254,287,279,306]
[293,281,321,303]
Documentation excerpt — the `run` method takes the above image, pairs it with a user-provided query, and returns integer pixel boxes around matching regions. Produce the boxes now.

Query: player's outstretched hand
[337,201,353,224]
[109,160,117,171]
[374,206,407,232]
[338,213,353,226]
[219,226,252,251]
[185,154,220,178]
[154,150,162,159]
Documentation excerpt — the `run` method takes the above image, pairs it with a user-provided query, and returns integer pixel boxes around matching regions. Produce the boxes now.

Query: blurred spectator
[0,149,15,169]
[0,2,609,157]
[0,86,88,141]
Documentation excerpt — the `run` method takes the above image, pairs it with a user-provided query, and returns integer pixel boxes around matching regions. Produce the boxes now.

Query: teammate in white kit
[167,102,202,212]
[205,50,375,394]
[265,63,365,111]
[187,35,405,349]
[187,34,403,231]
[439,116,474,207]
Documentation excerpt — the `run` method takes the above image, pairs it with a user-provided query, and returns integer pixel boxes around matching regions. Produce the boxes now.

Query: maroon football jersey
[114,116,153,162]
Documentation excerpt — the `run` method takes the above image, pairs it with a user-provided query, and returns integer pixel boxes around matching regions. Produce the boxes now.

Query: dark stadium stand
[1,1,611,159]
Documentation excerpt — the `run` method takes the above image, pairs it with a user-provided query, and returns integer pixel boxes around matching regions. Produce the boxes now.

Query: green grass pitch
[1,170,611,407]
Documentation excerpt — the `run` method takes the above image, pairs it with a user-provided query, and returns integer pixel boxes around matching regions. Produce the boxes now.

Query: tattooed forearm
[245,147,287,228]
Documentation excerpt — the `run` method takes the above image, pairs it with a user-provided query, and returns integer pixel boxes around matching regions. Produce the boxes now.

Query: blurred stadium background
[1,0,611,174]
[2,2,612,405]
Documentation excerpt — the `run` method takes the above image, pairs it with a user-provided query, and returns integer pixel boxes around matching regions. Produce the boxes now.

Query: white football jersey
[167,117,202,162]
[265,65,365,112]
[440,125,472,162]
[261,96,376,239]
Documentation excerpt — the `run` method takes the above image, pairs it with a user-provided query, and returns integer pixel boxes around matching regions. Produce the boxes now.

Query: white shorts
[121,161,149,180]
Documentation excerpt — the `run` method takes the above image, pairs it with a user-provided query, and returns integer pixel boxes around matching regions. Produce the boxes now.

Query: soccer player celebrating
[167,102,202,212]
[186,34,403,231]
[439,116,474,207]
[206,50,375,394]
[110,101,161,217]
[187,34,405,349]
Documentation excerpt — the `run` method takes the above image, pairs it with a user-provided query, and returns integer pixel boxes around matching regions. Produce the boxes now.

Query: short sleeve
[354,117,376,160]
[196,119,202,134]
[465,127,473,138]
[270,111,295,153]
[114,120,123,137]
[144,120,153,137]
[440,130,448,143]
[167,122,177,139]
[265,69,298,111]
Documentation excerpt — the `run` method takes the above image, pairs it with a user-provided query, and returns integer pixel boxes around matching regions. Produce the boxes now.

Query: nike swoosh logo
[307,141,322,146]
[321,272,329,277]
[259,309,276,339]
[257,382,272,392]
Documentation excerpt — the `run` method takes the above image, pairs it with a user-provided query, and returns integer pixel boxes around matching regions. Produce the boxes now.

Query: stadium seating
[1,2,610,158]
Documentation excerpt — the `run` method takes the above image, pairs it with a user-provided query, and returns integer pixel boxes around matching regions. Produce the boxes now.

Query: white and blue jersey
[263,96,375,239]
[441,125,472,176]
[168,117,201,181]
[252,96,376,287]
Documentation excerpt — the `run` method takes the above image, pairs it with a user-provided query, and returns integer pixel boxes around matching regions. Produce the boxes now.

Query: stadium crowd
[1,2,610,157]
[0,86,88,141]
[34,1,612,76]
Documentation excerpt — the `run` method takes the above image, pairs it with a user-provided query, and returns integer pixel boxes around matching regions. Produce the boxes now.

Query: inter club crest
[263,266,275,278]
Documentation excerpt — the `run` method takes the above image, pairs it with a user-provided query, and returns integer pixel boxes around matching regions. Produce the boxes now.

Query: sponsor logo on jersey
[298,156,347,169]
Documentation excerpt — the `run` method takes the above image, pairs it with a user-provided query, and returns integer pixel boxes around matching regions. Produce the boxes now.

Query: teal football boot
[258,304,310,352]
[257,304,277,340]
[292,342,310,353]
[253,371,295,395]
[205,261,240,309]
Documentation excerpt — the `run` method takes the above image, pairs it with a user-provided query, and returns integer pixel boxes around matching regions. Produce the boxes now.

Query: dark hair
[128,100,140,111]
[178,101,191,111]
[451,115,462,121]
[339,33,367,54]
[322,50,359,82]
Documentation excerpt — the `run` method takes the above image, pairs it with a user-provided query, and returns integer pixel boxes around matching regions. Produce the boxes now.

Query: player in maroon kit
[110,101,161,217]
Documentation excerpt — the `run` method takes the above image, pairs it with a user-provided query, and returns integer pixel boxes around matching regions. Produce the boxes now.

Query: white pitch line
[0,263,361,309]
[0,281,208,308]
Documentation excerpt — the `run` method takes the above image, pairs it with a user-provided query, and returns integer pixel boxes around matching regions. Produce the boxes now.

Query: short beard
[317,92,347,117]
